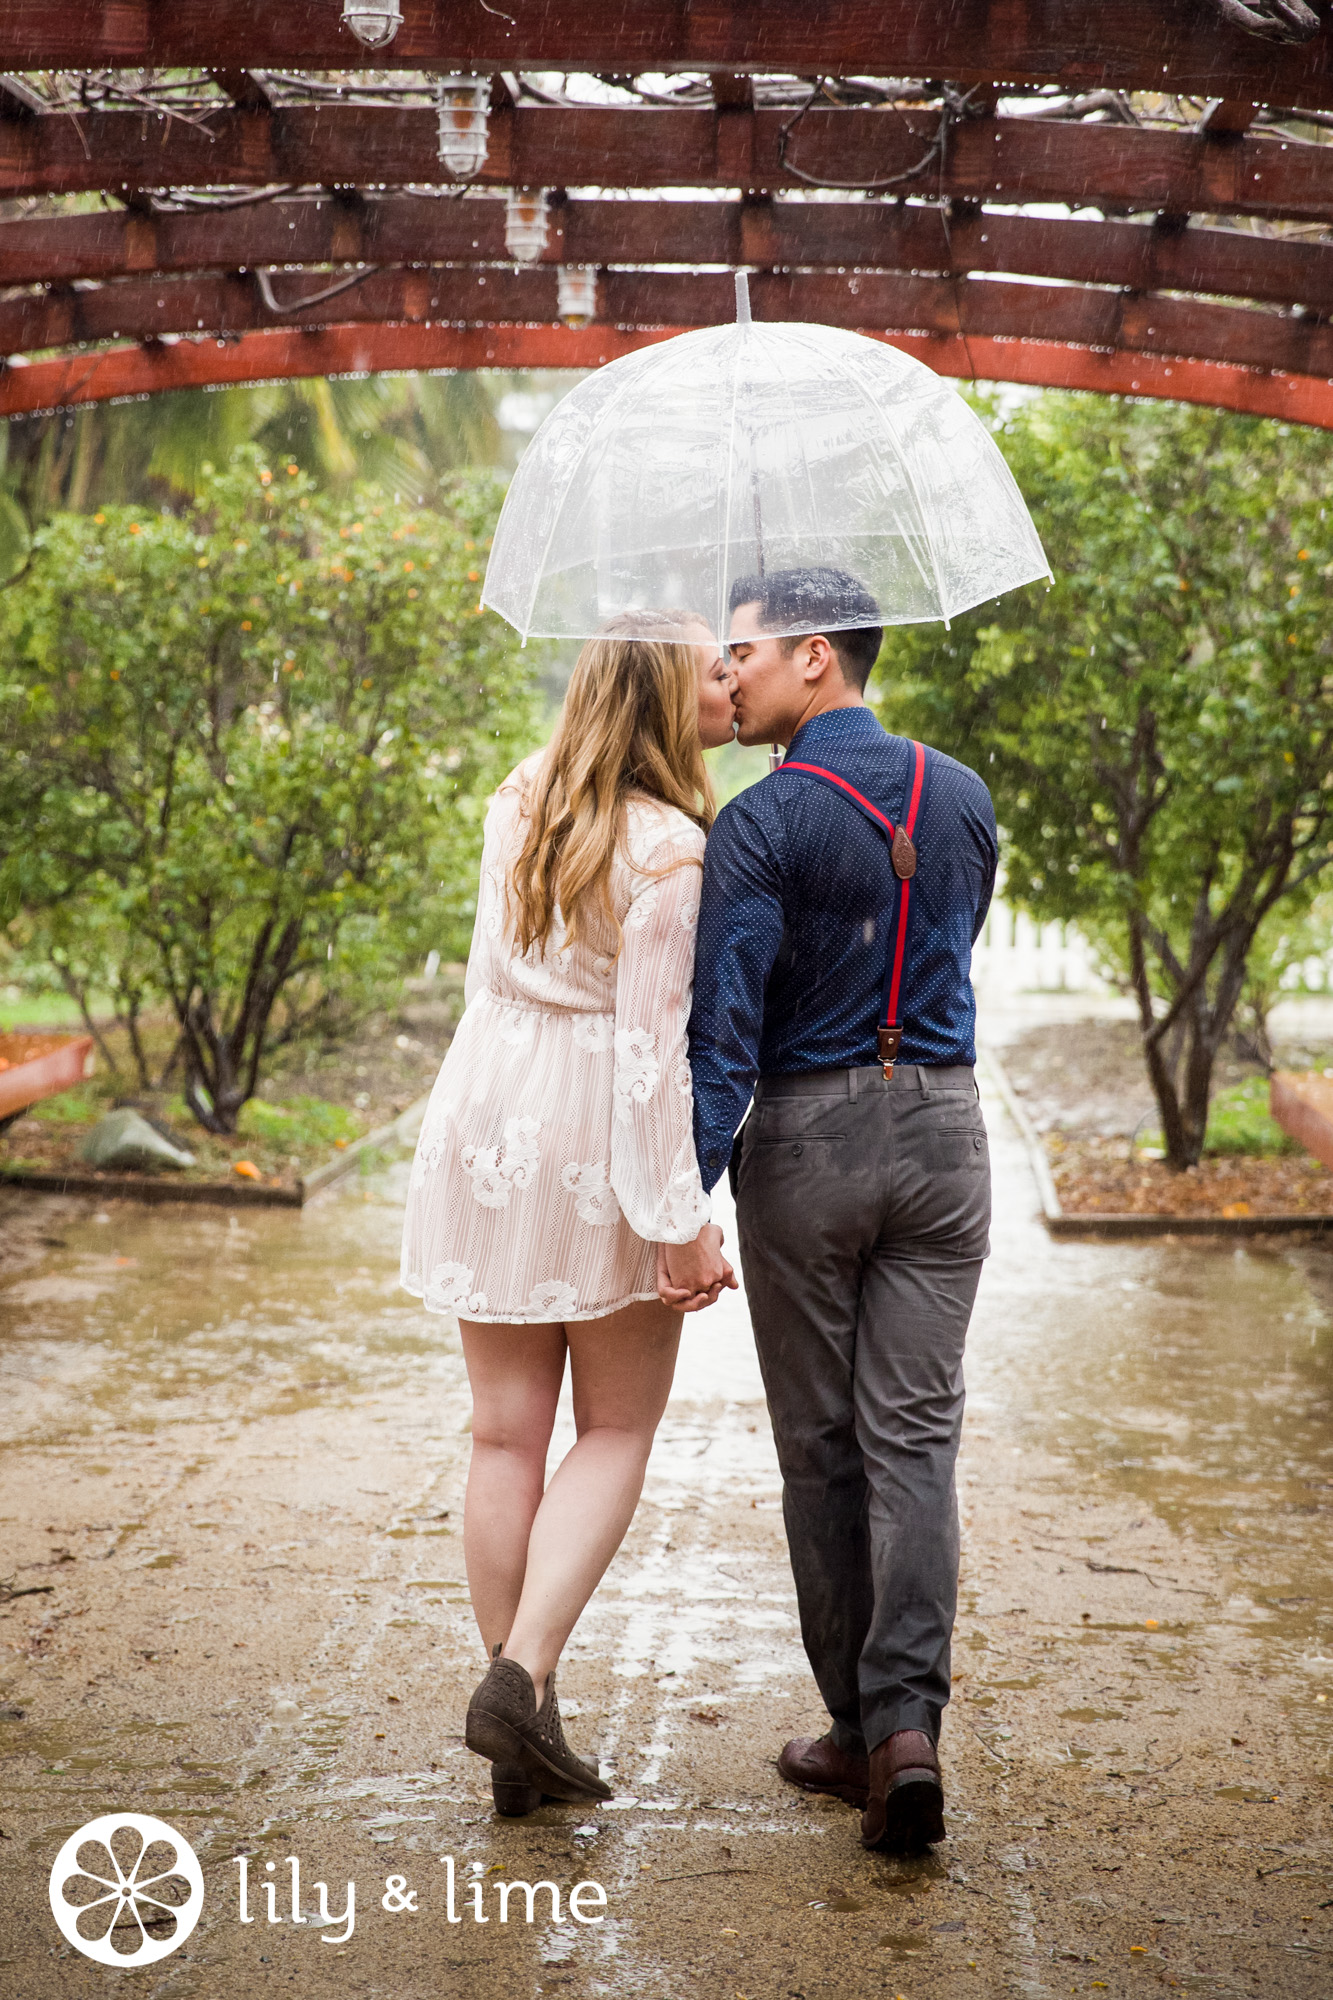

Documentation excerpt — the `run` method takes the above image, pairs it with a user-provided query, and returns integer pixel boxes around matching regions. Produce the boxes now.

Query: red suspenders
[776,739,927,1081]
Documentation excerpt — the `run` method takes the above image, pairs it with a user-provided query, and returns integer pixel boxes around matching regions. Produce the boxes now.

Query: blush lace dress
[400,758,711,1324]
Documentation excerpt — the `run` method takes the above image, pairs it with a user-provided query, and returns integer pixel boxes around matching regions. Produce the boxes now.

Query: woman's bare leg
[458,1319,567,1659]
[502,1298,681,1694]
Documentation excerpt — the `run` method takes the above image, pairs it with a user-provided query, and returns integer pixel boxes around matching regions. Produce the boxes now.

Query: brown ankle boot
[860,1729,945,1852]
[776,1732,869,1807]
[491,1762,543,1817]
[465,1658,610,1803]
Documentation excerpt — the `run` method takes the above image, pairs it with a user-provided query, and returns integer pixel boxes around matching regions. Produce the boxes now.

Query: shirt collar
[786,705,885,762]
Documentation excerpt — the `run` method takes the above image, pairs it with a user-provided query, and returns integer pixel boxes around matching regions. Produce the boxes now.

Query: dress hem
[400,1279,667,1324]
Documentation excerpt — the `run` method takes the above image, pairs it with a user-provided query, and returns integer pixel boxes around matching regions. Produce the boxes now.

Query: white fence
[971,902,1333,1005]
[971,903,1112,1003]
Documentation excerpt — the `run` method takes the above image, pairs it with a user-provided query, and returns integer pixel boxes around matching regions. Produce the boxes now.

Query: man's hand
[656,1223,738,1313]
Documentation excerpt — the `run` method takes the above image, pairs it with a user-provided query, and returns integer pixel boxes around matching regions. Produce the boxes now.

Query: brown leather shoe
[860,1729,945,1852]
[777,1732,870,1808]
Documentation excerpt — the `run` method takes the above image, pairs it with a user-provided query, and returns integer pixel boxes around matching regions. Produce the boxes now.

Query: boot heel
[492,1763,542,1817]
[465,1706,525,1765]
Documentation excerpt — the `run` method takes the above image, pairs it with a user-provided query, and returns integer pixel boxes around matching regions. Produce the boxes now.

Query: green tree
[0,451,536,1132]
[877,394,1333,1169]
[3,371,504,531]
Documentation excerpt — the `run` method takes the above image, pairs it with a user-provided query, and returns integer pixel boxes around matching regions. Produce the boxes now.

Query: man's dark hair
[727,566,883,690]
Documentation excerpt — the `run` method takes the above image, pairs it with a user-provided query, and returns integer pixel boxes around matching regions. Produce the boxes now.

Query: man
[687,565,996,1853]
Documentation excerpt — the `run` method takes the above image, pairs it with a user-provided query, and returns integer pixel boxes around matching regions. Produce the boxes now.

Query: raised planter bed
[0,1096,428,1207]
[1,990,452,1207]
[0,1032,95,1128]
[983,1043,1333,1241]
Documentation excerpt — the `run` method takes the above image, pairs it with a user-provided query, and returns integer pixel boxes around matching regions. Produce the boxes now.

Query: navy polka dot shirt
[688,706,998,1192]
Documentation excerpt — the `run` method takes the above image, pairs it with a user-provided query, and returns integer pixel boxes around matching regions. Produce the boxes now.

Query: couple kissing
[401,564,995,1852]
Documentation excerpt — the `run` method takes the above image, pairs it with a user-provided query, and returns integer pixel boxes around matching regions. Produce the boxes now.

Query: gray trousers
[735,1062,990,1754]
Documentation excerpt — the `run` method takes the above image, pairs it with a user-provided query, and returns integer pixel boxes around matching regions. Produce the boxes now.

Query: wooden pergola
[5,2,1333,425]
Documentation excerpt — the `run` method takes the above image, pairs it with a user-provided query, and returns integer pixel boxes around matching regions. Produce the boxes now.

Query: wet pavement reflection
[973,1187,1333,1680]
[2,1083,1331,1997]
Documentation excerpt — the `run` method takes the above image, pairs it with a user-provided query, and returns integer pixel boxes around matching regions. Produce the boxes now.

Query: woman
[401,612,738,1815]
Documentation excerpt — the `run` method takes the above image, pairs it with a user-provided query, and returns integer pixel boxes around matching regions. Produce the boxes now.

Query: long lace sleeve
[463,787,515,1009]
[609,823,711,1245]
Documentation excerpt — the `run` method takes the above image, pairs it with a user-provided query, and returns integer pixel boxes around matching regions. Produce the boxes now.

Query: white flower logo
[49,1812,204,1966]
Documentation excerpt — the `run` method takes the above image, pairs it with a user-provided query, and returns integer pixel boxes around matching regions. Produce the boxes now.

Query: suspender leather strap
[776,739,927,1080]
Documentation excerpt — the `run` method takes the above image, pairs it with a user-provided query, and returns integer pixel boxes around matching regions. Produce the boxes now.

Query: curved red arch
[3,321,1331,430]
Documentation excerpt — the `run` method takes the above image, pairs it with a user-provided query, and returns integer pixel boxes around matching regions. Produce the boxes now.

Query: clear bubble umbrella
[482,275,1050,644]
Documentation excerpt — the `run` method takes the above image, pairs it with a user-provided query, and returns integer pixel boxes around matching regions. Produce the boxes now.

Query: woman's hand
[656,1222,738,1312]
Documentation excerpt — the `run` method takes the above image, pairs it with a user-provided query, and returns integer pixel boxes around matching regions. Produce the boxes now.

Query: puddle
[878,1930,931,1956]
[969,1171,1333,1673]
[0,1158,440,1450]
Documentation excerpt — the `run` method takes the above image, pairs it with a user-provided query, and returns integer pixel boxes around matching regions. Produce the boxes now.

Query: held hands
[656,1222,739,1313]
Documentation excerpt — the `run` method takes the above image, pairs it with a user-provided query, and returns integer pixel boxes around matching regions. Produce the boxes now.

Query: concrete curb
[1046,1210,1331,1240]
[979,1043,1333,1242]
[978,1043,1062,1223]
[301,1095,430,1199]
[0,1093,431,1209]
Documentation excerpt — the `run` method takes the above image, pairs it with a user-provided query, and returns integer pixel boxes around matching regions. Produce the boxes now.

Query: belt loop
[918,1065,929,1098]
[848,1066,858,1103]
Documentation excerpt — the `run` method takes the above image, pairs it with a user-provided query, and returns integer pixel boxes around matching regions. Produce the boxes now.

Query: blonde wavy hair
[509,612,716,959]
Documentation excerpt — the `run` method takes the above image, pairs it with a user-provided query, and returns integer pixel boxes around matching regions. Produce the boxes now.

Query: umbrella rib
[517,347,673,641]
[835,342,949,619]
[719,320,746,640]
[777,335,828,593]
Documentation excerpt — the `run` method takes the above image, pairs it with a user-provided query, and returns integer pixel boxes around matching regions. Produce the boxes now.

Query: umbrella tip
[734,271,752,325]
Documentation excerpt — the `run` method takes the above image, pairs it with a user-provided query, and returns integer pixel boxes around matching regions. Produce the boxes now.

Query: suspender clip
[878,1024,903,1080]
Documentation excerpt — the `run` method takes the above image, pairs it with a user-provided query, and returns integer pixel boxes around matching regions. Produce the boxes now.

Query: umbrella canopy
[482,277,1050,643]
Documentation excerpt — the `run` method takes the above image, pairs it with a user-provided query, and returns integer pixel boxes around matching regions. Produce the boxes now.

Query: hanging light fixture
[557,266,598,328]
[341,0,402,48]
[436,76,490,180]
[504,189,550,263]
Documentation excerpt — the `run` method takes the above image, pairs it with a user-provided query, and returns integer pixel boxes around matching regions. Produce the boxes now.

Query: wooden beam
[208,70,274,115]
[2,105,1332,230]
[711,75,755,111]
[5,264,1330,382]
[1198,97,1260,136]
[5,2,1333,115]
[3,195,1333,316]
[0,73,45,118]
[4,319,1332,434]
